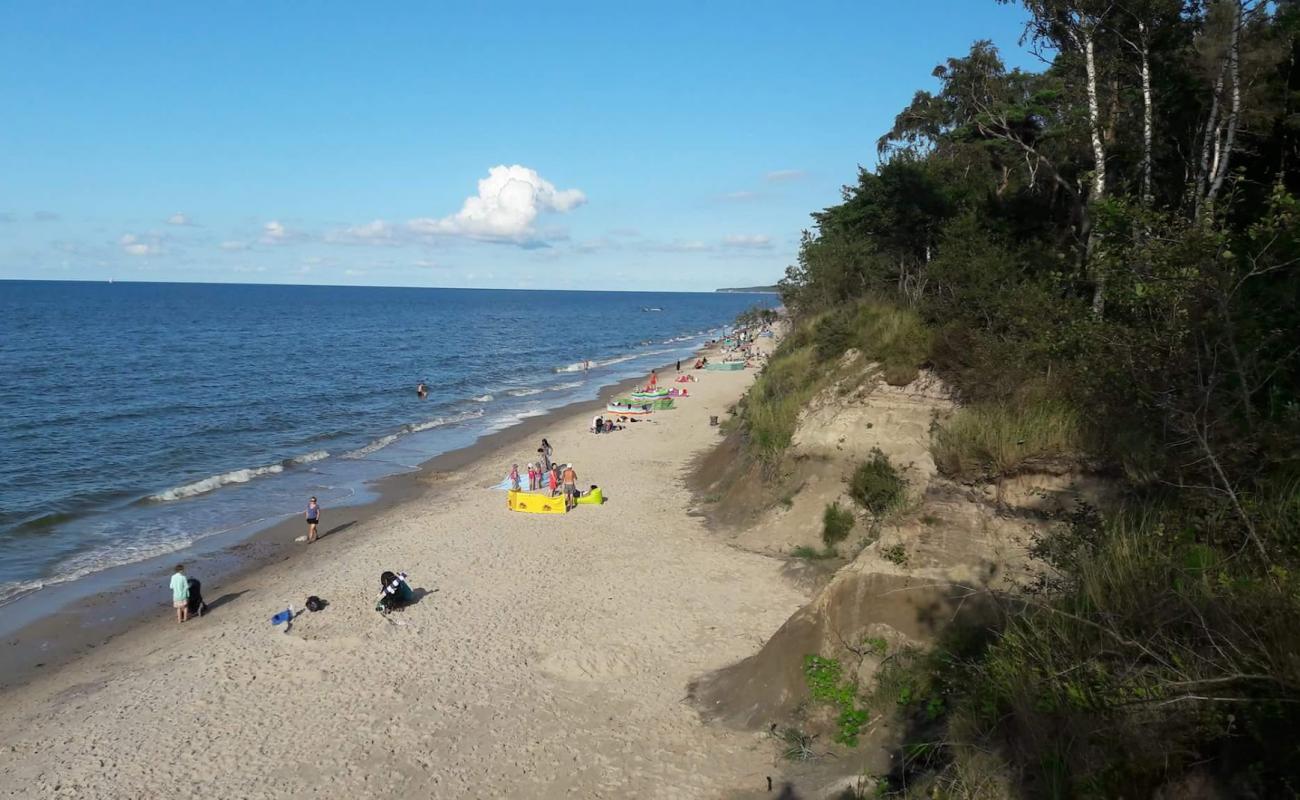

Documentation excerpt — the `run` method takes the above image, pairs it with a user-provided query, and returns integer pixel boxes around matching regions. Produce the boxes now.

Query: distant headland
[715,285,779,294]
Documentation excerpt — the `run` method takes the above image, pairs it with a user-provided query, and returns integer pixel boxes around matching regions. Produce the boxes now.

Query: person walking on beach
[305,496,321,543]
[676,359,681,372]
[170,564,190,624]
[510,463,521,491]
[562,464,578,510]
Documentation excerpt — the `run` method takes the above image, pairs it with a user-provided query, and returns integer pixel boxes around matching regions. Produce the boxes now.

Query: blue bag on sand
[271,609,292,626]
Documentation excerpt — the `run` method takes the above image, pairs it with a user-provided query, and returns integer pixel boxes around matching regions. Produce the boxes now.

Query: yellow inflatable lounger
[575,487,603,505]
[508,490,567,514]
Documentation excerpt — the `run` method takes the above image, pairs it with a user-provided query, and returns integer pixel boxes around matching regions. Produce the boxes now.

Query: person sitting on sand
[170,564,190,624]
[592,415,603,434]
[562,464,578,510]
[376,571,415,613]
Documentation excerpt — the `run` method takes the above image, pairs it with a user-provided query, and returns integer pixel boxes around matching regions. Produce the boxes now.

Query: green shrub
[804,654,872,746]
[740,342,821,462]
[791,545,838,560]
[823,501,855,547]
[850,449,906,516]
[932,400,1082,479]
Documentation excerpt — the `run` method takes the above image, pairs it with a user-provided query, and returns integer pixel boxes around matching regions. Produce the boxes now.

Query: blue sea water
[0,281,774,605]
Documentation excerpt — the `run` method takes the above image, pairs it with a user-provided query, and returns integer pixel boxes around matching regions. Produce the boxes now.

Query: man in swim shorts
[562,464,578,510]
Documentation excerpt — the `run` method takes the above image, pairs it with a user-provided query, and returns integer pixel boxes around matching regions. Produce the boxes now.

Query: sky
[0,1,1038,292]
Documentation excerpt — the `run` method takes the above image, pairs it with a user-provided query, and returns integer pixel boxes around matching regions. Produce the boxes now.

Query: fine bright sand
[0,359,806,798]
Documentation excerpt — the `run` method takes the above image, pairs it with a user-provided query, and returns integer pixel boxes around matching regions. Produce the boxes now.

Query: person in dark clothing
[376,571,415,613]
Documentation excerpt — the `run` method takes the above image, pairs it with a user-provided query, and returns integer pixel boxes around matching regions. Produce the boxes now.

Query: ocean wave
[291,450,330,465]
[343,409,485,458]
[548,381,583,392]
[472,394,494,403]
[506,388,543,397]
[148,463,286,502]
[146,449,331,502]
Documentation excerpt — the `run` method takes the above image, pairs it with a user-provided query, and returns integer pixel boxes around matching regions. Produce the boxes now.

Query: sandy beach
[0,346,804,798]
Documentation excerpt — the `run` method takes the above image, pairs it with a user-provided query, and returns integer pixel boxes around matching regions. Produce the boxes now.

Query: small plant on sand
[850,449,906,517]
[792,545,838,560]
[775,726,819,762]
[882,543,909,566]
[804,655,872,746]
[823,501,856,548]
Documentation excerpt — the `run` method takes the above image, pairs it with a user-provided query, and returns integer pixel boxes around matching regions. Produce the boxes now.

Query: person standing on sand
[510,463,521,491]
[170,564,190,623]
[548,463,560,497]
[676,359,681,372]
[305,496,320,543]
[562,464,578,510]
[539,439,553,471]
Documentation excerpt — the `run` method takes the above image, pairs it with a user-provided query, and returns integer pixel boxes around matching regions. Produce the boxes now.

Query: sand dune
[0,362,805,799]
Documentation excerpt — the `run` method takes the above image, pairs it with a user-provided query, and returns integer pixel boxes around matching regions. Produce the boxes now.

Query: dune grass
[931,401,1082,479]
[822,501,855,548]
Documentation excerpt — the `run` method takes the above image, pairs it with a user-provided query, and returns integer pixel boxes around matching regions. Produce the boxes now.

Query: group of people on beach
[510,438,581,510]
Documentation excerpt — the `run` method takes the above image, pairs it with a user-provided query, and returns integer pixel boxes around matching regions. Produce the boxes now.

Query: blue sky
[0,1,1037,291]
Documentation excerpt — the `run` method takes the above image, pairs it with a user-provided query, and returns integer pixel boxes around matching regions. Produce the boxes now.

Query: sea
[0,281,775,607]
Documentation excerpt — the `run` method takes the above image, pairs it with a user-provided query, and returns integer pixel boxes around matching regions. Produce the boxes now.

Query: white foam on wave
[554,361,589,374]
[472,394,494,403]
[149,463,285,502]
[506,388,543,397]
[148,449,332,502]
[292,450,330,465]
[549,381,583,392]
[343,409,486,458]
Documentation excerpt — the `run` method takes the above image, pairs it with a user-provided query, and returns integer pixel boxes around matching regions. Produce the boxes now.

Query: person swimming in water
[417,381,428,399]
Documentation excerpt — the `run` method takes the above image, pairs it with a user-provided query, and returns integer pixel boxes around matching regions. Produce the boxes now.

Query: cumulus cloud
[765,169,807,183]
[722,234,773,249]
[119,233,164,257]
[408,165,585,242]
[260,220,292,244]
[167,213,193,226]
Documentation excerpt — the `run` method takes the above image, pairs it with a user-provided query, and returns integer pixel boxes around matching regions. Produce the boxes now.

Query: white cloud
[765,169,807,183]
[260,220,301,245]
[330,219,399,244]
[408,164,585,242]
[119,233,164,257]
[722,234,773,249]
[167,213,193,226]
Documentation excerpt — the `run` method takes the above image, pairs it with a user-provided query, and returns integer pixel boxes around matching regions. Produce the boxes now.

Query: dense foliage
[771,1,1300,795]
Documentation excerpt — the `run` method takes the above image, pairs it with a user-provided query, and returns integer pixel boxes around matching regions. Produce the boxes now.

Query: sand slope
[0,367,805,799]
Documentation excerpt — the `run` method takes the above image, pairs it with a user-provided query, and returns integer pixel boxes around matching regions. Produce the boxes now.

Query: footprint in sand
[537,647,637,682]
